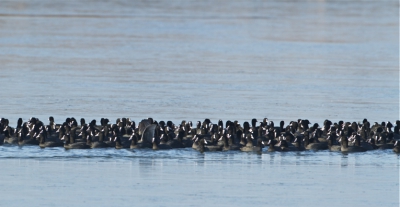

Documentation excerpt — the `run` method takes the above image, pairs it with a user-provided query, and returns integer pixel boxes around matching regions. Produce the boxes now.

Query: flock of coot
[0,117,399,153]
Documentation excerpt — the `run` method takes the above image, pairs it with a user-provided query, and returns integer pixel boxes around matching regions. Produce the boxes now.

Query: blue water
[0,145,399,207]
[0,0,398,125]
[0,0,398,206]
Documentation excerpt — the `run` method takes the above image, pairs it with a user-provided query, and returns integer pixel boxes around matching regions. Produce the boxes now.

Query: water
[0,0,399,206]
[0,146,399,207]
[0,0,398,125]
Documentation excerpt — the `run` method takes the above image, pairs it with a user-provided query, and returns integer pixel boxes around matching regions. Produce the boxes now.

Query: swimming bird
[221,133,240,151]
[70,123,81,142]
[3,129,17,144]
[375,132,393,150]
[240,133,256,150]
[18,124,39,146]
[193,138,207,153]
[62,134,90,149]
[303,130,328,151]
[94,125,114,147]
[2,119,13,137]
[239,131,247,146]
[327,133,341,152]
[321,120,333,138]
[56,123,66,141]
[166,127,186,148]
[89,130,111,148]
[152,137,172,150]
[240,138,264,152]
[138,120,157,144]
[365,137,379,150]
[394,120,400,140]
[107,124,127,149]
[201,133,223,151]
[279,134,292,151]
[191,135,200,149]
[38,127,63,148]
[130,127,151,149]
[251,118,259,138]
[129,130,144,149]
[278,120,285,134]
[185,121,193,138]
[290,136,305,151]
[340,134,367,153]
[78,124,89,140]
[14,118,23,136]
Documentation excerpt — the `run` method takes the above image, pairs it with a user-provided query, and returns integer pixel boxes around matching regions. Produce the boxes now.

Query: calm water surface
[0,0,398,206]
[0,0,398,124]
[0,146,399,207]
